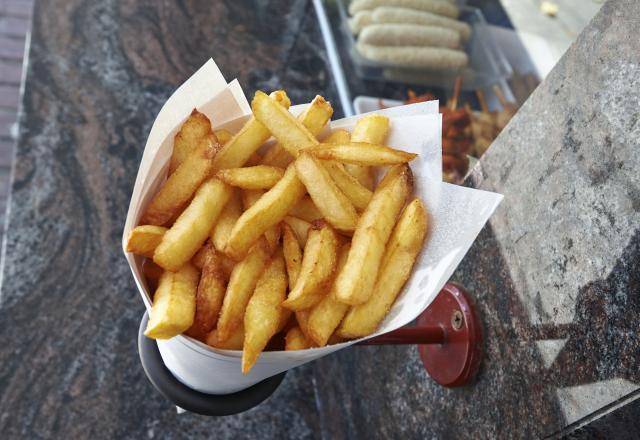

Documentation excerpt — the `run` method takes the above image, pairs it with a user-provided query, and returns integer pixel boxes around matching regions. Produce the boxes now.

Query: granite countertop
[1,0,639,439]
[0,1,337,438]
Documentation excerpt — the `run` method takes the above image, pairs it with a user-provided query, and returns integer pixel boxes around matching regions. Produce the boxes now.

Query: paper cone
[123,59,503,394]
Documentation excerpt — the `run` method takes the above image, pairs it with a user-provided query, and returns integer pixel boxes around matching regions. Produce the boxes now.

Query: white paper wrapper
[123,59,503,394]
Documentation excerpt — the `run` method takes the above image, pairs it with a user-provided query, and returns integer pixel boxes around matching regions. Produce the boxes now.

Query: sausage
[357,43,468,69]
[348,11,373,34]
[349,0,459,19]
[358,23,460,49]
[372,6,471,40]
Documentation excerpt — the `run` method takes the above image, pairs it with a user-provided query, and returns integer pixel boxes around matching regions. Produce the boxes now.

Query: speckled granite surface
[0,1,336,438]
[1,0,639,438]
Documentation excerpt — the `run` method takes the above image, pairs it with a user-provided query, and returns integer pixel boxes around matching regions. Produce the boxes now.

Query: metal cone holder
[138,283,482,416]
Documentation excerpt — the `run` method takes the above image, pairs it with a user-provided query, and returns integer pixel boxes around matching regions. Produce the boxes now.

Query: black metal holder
[138,283,482,416]
[138,312,286,416]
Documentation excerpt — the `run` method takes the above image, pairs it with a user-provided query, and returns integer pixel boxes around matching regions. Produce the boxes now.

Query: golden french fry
[295,152,358,232]
[251,91,319,156]
[262,143,294,168]
[285,326,312,350]
[264,224,282,254]
[296,310,312,340]
[323,129,351,144]
[242,251,288,374]
[144,264,199,339]
[339,199,428,338]
[352,114,390,143]
[211,189,242,253]
[154,178,233,271]
[346,115,390,189]
[219,254,236,281]
[322,161,373,210]
[311,142,417,165]
[206,325,244,350]
[299,95,334,135]
[282,223,302,288]
[282,222,339,311]
[318,129,373,210]
[212,91,291,171]
[143,134,220,225]
[244,152,264,167]
[169,110,212,174]
[216,165,285,190]
[126,225,167,258]
[241,188,264,210]
[142,259,164,283]
[307,243,351,346]
[214,128,233,145]
[225,166,307,261]
[262,95,334,167]
[240,189,283,253]
[283,216,311,247]
[288,196,323,222]
[191,244,208,270]
[217,238,271,341]
[277,311,293,333]
[185,245,227,341]
[334,165,413,305]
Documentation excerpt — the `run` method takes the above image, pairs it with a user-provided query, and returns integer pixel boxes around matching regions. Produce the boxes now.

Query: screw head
[451,310,464,330]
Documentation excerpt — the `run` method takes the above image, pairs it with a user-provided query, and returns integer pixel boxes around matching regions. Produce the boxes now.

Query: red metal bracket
[358,283,482,387]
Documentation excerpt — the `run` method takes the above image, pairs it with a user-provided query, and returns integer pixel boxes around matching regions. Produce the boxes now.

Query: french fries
[262,95,334,167]
[323,128,351,144]
[216,238,271,341]
[142,259,163,284]
[126,225,167,258]
[285,326,312,350]
[144,264,199,339]
[282,223,302,288]
[311,142,417,165]
[185,244,227,341]
[206,325,244,350]
[339,199,427,338]
[225,166,306,261]
[296,310,312,339]
[214,129,233,145]
[191,244,208,269]
[212,91,291,171]
[346,115,390,189]
[241,189,282,252]
[252,91,319,156]
[322,161,372,210]
[143,134,220,226]
[307,243,351,346]
[283,216,311,247]
[135,90,433,373]
[319,129,374,210]
[210,189,242,253]
[216,165,285,190]
[219,254,236,281]
[295,152,359,232]
[154,178,232,271]
[193,244,235,279]
[282,222,339,311]
[243,251,288,373]
[289,196,323,222]
[334,165,413,305]
[169,110,212,174]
